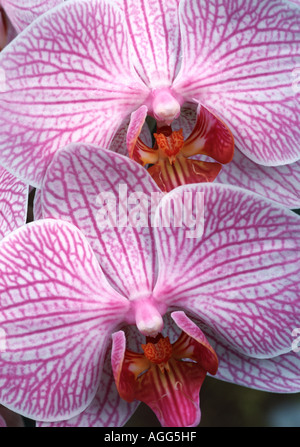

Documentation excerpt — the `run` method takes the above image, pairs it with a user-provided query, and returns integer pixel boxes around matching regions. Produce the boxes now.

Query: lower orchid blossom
[0,145,299,427]
[0,165,28,240]
[0,0,298,190]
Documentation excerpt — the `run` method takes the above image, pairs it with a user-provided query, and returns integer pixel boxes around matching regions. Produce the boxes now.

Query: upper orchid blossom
[0,0,298,190]
[0,144,299,427]
[0,0,63,49]
[0,165,28,240]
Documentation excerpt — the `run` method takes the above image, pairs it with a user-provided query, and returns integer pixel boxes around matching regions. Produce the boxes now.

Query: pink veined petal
[41,143,161,298]
[37,345,139,427]
[0,0,149,188]
[1,0,63,32]
[217,148,300,208]
[0,165,28,240]
[34,113,156,222]
[152,183,300,359]
[212,333,300,393]
[173,0,300,165]
[190,315,300,393]
[0,219,129,421]
[117,0,181,87]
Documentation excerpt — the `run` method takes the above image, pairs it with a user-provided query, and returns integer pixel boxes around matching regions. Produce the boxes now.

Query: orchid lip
[111,312,219,427]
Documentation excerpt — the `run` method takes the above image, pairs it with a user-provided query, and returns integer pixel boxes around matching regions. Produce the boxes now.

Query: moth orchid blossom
[0,165,28,240]
[0,0,63,49]
[1,145,299,427]
[0,0,299,191]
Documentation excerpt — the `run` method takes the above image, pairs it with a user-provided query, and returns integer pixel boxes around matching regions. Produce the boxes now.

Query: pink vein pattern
[192,315,300,392]
[0,219,129,421]
[153,183,300,358]
[0,166,28,240]
[217,149,300,208]
[0,0,149,187]
[33,120,153,221]
[41,144,160,298]
[118,0,182,87]
[173,0,300,165]
[1,0,63,32]
[37,345,139,427]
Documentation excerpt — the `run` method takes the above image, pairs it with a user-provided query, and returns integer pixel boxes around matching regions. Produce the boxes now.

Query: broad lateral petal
[0,0,149,187]
[37,346,139,427]
[200,321,300,393]
[217,148,300,208]
[117,0,182,87]
[2,0,63,32]
[0,219,129,421]
[216,341,300,394]
[152,183,300,358]
[174,0,300,165]
[0,165,28,240]
[41,143,161,298]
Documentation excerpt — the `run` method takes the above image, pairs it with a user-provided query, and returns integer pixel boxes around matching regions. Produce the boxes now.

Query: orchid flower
[0,0,63,49]
[0,0,298,193]
[0,165,28,240]
[0,145,299,427]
